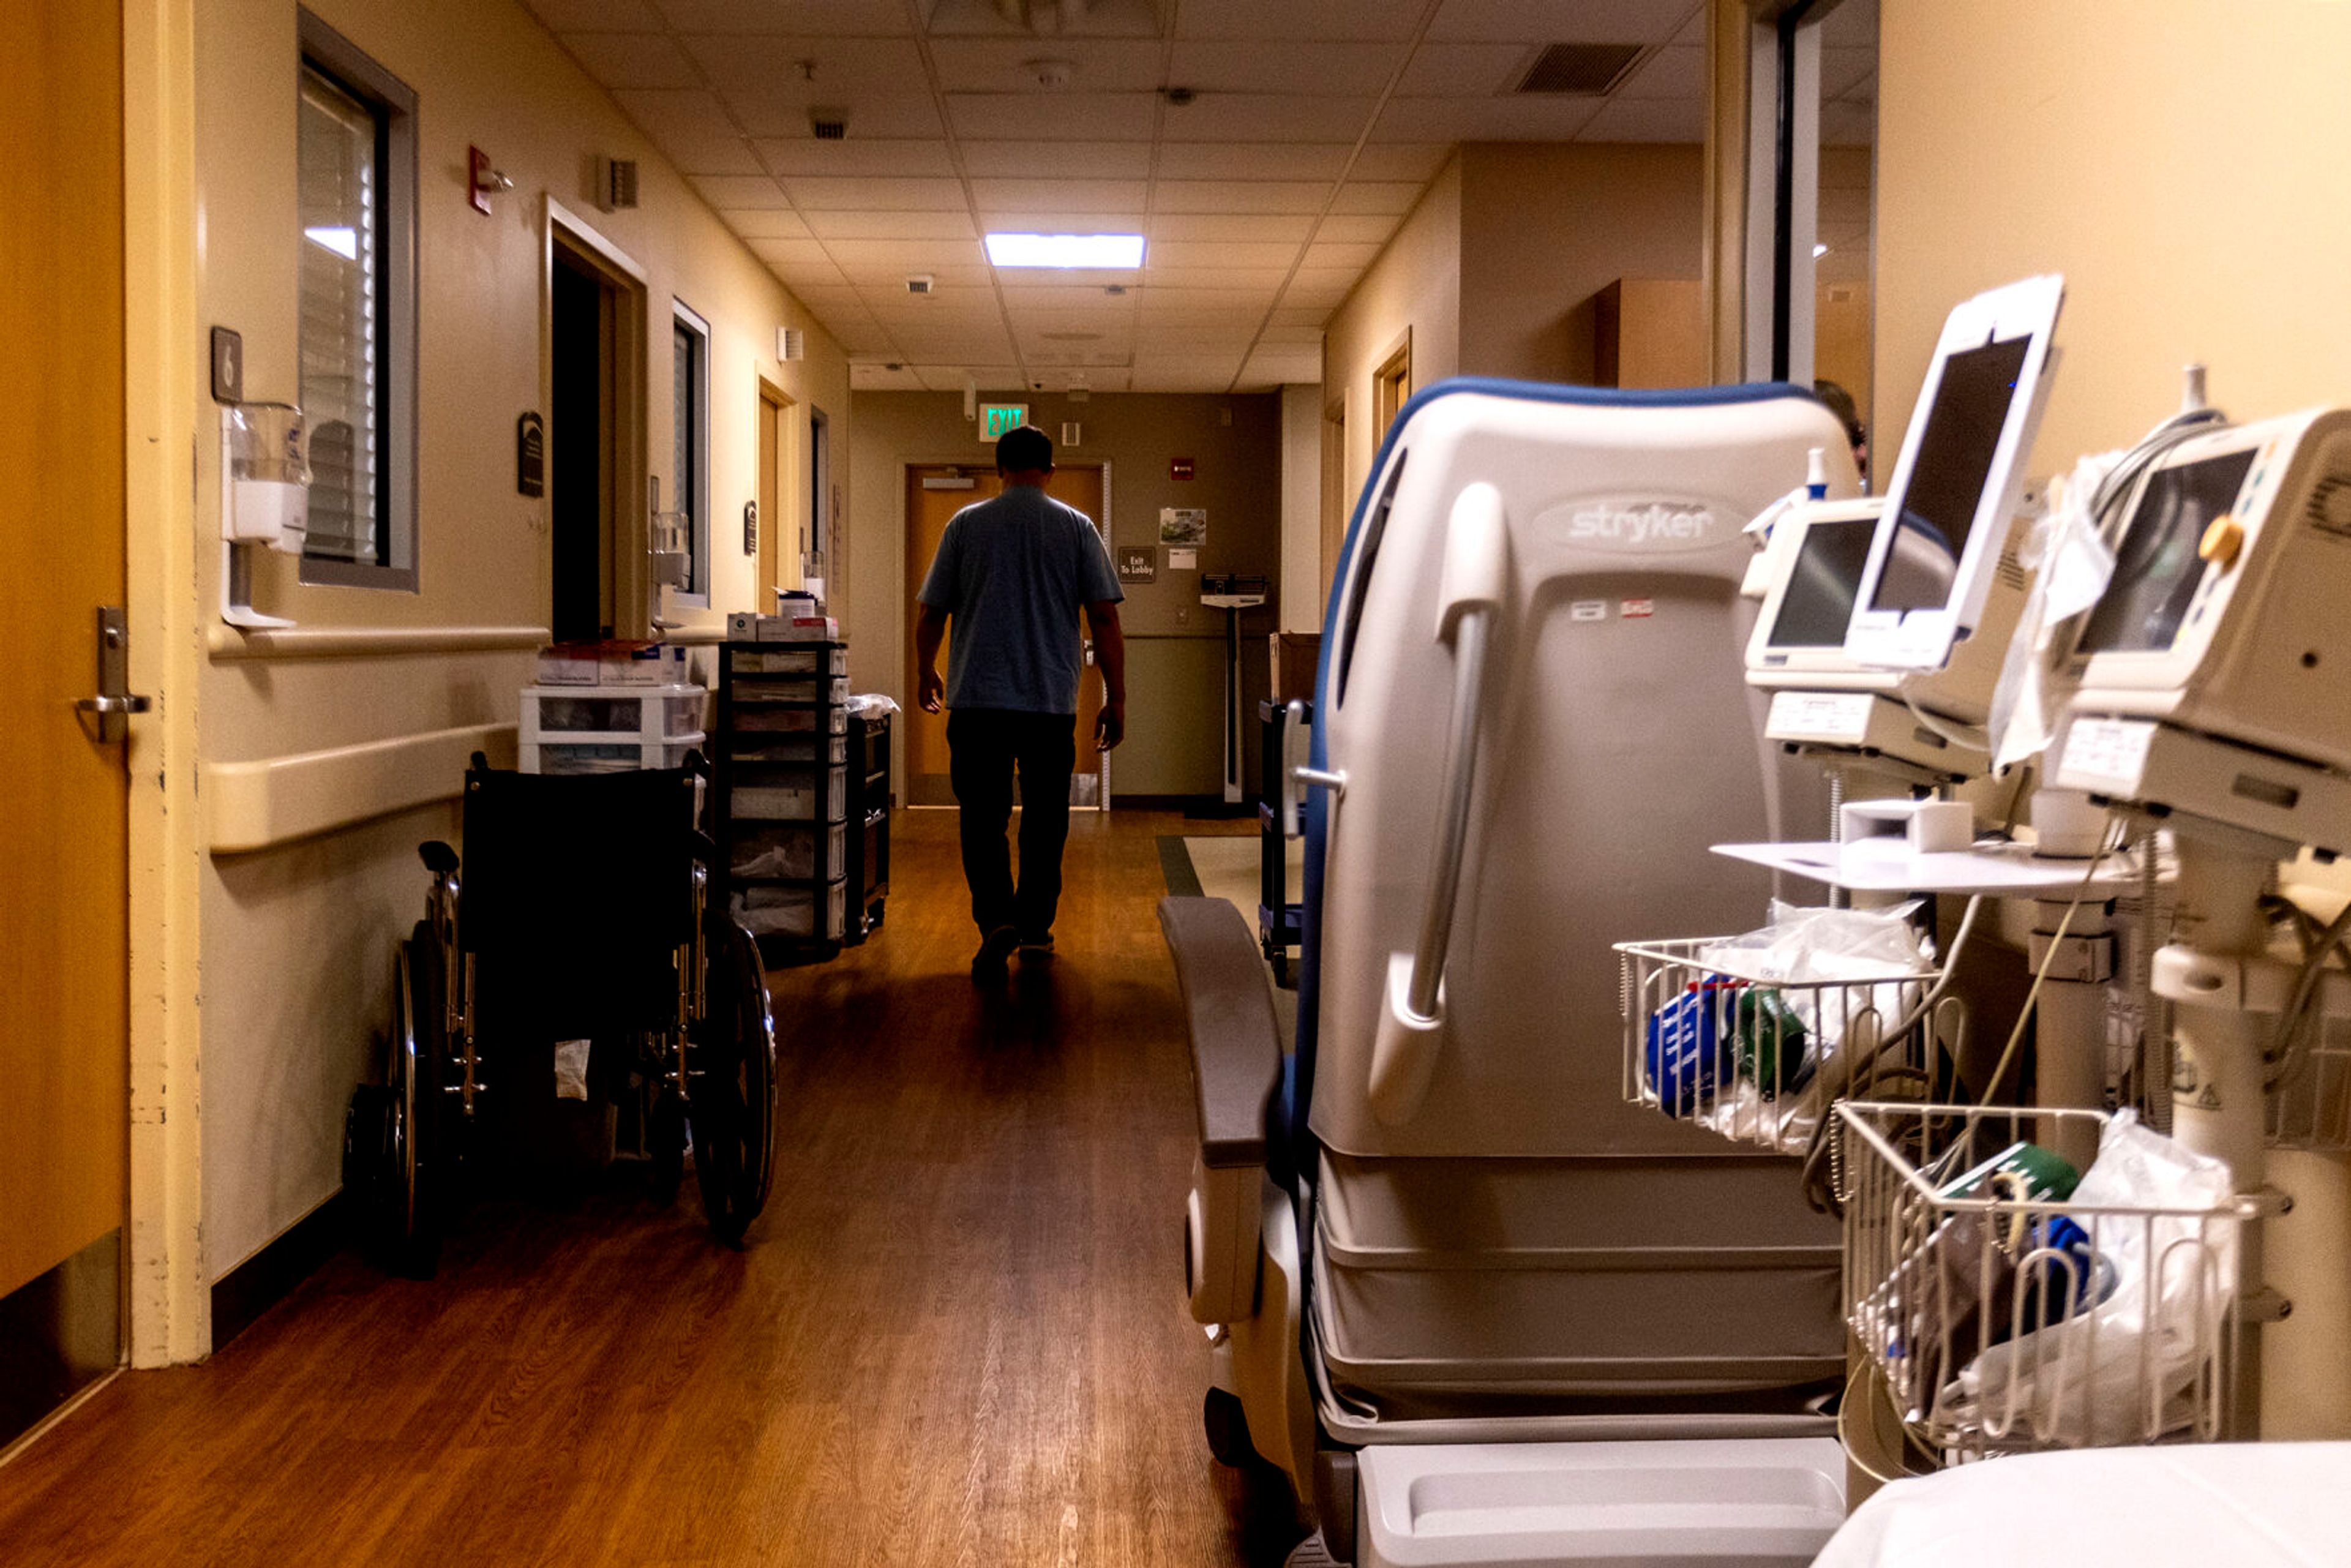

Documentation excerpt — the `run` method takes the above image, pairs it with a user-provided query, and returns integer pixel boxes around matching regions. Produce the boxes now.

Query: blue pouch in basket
[1646,977,1736,1116]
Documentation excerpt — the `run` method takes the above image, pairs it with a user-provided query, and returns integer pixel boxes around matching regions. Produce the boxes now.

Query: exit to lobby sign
[979,402,1029,440]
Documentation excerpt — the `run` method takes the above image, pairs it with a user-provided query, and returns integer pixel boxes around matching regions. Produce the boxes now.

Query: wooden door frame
[542,198,648,638]
[755,377,795,610]
[893,457,1114,811]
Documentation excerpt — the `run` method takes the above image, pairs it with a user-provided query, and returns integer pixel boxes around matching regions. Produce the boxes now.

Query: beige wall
[845,391,1283,798]
[1877,0,2351,479]
[1877,0,2351,1441]
[1459,143,1706,385]
[1323,154,1462,509]
[1279,383,1324,634]
[193,0,848,1278]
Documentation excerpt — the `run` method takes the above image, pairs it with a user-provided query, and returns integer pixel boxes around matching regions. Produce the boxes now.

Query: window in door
[296,12,416,588]
[671,301,710,604]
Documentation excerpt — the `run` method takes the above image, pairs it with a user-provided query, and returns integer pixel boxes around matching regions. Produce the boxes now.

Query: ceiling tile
[1395,43,1532,96]
[845,263,996,290]
[823,237,991,269]
[1575,94,1704,143]
[1155,143,1352,182]
[721,91,945,139]
[682,34,925,92]
[722,208,814,239]
[986,283,1134,308]
[858,283,999,312]
[1281,274,1357,309]
[1427,0,1697,45]
[780,176,970,211]
[1346,143,1451,182]
[1374,94,1608,141]
[1166,41,1406,96]
[850,362,928,389]
[802,209,977,239]
[657,134,765,176]
[1138,267,1291,291]
[959,140,1155,178]
[928,39,1168,92]
[784,283,869,312]
[756,139,957,177]
[1135,287,1280,312]
[1148,212,1316,242]
[613,89,738,140]
[1302,241,1382,269]
[1238,346,1323,387]
[1161,94,1381,143]
[657,0,911,32]
[975,210,1147,234]
[969,178,1149,213]
[1144,239,1300,271]
[1177,0,1427,38]
[1619,44,1703,99]
[558,31,702,89]
[748,237,837,269]
[692,173,793,208]
[1269,307,1333,332]
[994,268,1150,288]
[926,0,1161,36]
[1312,212,1401,245]
[519,0,662,31]
[1155,181,1331,214]
[947,92,1158,140]
[1256,324,1326,345]
[1327,182,1427,216]
[826,316,901,354]
[1673,3,1706,44]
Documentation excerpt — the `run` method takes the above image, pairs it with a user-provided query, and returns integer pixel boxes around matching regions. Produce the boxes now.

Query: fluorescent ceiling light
[305,225,359,260]
[985,231,1144,269]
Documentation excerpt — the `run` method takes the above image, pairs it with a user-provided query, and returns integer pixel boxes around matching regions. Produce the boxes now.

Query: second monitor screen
[1770,516,1880,648]
[1870,335,2034,614]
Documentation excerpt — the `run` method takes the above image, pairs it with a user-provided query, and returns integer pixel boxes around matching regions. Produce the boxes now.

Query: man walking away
[914,425,1128,981]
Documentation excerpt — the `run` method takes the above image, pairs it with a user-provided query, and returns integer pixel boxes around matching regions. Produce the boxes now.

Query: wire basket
[1837,1100,2251,1461]
[1616,936,1946,1152]
[2268,1015,2351,1152]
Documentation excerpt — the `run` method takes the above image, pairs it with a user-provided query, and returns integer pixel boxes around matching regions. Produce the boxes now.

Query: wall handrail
[204,625,550,661]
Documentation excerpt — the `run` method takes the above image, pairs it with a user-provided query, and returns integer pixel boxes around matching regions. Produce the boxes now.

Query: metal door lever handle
[76,694,152,716]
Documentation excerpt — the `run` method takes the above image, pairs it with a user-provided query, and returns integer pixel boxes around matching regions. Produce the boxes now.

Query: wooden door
[756,381,789,609]
[904,464,1108,808]
[2,0,130,1441]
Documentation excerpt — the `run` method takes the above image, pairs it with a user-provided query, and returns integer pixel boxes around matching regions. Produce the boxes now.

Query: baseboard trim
[209,1194,347,1352]
[0,1231,121,1455]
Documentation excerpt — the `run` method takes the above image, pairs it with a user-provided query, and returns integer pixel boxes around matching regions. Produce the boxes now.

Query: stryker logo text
[1565,503,1717,544]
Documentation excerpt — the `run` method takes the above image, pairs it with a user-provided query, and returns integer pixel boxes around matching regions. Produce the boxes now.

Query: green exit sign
[978,402,1029,441]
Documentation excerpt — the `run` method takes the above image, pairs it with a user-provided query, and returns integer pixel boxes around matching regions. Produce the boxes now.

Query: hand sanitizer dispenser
[223,402,309,552]
[220,401,309,629]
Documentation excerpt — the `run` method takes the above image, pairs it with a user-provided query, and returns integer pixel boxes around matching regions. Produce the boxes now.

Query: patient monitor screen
[2075,449,2256,655]
[1768,516,1879,648]
[1870,336,2035,613]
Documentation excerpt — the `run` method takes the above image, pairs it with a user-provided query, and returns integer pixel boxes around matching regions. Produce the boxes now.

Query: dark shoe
[1017,933,1055,962]
[971,926,1019,981]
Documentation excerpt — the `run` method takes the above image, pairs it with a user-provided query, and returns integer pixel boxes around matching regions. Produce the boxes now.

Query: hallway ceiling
[527,0,1876,394]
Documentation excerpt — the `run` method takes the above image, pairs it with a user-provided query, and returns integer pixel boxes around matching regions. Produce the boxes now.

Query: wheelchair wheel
[689,918,778,1245]
[350,921,449,1277]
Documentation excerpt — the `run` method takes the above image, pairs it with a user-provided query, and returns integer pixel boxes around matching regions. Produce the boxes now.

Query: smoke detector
[1164,86,1196,107]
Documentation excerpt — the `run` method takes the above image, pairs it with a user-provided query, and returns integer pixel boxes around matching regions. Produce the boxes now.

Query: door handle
[77,606,153,743]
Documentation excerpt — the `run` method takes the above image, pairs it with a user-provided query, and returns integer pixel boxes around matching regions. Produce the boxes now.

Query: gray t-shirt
[918,484,1123,715]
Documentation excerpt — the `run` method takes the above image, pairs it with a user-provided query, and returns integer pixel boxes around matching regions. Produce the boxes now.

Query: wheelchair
[344,752,778,1275]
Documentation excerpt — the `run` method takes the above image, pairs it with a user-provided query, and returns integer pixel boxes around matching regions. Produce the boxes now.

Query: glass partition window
[672,304,710,602]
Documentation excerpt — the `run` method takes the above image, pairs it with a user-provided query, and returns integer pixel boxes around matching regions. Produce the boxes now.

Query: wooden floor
[0,809,1303,1566]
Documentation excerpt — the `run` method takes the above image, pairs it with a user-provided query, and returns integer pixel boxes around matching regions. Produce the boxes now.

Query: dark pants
[947,708,1077,939]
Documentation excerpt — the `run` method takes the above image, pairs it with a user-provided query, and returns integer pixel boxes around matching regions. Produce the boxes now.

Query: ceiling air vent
[810,111,847,140]
[1515,42,1645,96]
